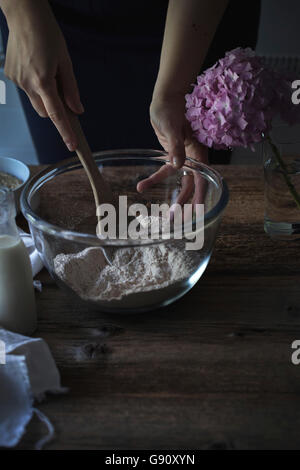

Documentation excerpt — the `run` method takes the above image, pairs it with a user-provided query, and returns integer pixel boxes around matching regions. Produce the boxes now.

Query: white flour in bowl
[54,243,198,308]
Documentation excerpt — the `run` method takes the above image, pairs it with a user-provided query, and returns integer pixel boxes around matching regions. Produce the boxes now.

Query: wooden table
[16,165,300,450]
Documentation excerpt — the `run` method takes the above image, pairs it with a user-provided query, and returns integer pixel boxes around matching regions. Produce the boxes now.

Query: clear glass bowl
[21,149,229,313]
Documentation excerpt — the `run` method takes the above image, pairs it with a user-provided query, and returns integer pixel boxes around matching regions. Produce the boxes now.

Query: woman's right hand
[2,0,83,151]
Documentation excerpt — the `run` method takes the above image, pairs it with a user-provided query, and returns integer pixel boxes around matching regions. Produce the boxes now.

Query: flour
[54,243,198,309]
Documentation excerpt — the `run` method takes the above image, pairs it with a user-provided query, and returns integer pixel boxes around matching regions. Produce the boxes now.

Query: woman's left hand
[151,91,208,168]
[137,92,208,200]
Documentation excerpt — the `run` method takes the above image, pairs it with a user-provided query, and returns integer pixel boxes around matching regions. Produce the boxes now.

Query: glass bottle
[0,188,36,335]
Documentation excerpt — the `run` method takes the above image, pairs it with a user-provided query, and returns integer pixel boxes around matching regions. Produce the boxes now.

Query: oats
[0,171,22,190]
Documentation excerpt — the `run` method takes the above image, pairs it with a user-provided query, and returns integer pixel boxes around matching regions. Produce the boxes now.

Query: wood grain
[13,165,300,450]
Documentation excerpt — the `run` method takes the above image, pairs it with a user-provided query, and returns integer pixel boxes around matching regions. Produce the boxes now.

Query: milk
[0,235,36,335]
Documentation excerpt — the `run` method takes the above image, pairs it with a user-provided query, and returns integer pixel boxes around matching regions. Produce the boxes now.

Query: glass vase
[263,127,300,240]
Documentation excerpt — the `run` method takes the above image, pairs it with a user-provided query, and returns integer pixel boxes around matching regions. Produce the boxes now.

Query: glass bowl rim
[20,149,229,247]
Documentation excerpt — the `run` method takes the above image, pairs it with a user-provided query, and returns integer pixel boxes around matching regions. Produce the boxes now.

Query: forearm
[0,0,52,27]
[154,0,229,98]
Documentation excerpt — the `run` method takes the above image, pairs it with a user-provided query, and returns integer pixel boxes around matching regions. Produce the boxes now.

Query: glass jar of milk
[0,188,36,335]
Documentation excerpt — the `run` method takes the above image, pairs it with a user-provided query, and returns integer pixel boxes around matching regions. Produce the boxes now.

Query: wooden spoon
[66,110,116,264]
[66,111,114,206]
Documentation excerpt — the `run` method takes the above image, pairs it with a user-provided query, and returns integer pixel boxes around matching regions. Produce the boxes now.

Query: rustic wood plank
[11,165,300,450]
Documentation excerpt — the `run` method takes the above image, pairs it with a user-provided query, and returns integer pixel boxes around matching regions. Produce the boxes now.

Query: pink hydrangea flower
[185,48,298,150]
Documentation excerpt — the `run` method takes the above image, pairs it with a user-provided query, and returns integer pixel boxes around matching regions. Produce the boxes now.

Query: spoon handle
[67,110,115,209]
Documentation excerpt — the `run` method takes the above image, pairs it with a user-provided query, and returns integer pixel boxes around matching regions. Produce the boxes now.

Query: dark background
[1,0,299,164]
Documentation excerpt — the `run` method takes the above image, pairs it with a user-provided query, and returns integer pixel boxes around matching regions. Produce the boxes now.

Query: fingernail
[66,142,75,151]
[136,182,143,193]
[172,156,181,169]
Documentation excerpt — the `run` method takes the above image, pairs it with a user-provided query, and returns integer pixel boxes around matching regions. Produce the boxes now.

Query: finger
[59,59,84,115]
[169,174,194,225]
[137,164,176,193]
[175,174,195,206]
[191,173,208,206]
[27,91,48,117]
[165,128,186,169]
[179,173,207,226]
[150,120,170,153]
[39,81,77,151]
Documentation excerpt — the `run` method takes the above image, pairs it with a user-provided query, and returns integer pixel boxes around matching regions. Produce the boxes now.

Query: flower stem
[266,135,300,210]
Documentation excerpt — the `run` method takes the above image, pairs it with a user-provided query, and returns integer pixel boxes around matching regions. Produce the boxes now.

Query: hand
[137,92,208,205]
[149,91,208,169]
[3,0,83,151]
[137,160,207,214]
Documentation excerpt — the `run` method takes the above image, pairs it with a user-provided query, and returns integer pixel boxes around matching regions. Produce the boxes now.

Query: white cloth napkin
[0,231,63,448]
[0,329,67,449]
[19,229,44,277]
